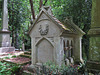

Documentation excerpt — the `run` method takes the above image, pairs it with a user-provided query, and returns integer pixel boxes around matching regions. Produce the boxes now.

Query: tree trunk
[29,0,35,20]
[39,0,43,11]
[15,28,19,49]
[11,27,14,46]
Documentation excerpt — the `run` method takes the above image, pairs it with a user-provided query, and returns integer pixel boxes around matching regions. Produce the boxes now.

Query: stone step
[22,70,35,75]
[20,54,31,58]
[25,49,31,52]
[24,51,31,55]
[3,57,31,65]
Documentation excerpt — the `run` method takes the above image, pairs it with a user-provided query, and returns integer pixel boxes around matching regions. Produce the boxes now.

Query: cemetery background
[0,0,100,75]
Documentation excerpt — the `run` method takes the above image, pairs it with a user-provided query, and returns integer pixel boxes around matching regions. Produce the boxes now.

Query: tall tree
[8,0,31,49]
[48,0,92,59]
[39,0,43,10]
[29,0,35,20]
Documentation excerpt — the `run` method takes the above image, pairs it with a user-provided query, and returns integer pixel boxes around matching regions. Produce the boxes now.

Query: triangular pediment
[28,6,85,36]
[28,8,65,35]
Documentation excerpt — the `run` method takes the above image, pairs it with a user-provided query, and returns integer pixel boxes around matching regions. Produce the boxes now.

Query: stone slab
[86,61,100,71]
[0,47,15,53]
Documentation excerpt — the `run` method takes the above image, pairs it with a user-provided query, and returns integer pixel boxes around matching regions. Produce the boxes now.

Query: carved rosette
[39,24,49,35]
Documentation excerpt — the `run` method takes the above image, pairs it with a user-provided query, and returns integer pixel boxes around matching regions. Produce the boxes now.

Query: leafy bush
[32,61,84,75]
[11,65,21,74]
[0,62,21,75]
[12,55,17,58]
[43,61,80,75]
[0,62,12,75]
[4,55,17,59]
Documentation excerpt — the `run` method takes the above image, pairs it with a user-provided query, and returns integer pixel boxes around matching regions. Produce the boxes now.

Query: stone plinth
[0,31,11,47]
[88,36,100,61]
[0,31,15,53]
[0,47,15,53]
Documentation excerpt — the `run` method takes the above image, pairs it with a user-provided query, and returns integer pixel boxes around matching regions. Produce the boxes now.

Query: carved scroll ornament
[39,24,49,35]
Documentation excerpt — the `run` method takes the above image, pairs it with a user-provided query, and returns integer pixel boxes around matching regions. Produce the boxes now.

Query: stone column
[74,36,83,63]
[0,0,11,47]
[54,37,64,66]
[88,0,100,61]
[2,0,8,31]
[0,0,15,53]
[31,38,36,65]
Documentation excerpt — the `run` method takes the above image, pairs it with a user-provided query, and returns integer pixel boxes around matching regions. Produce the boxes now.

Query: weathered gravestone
[28,6,85,66]
[0,0,15,53]
[88,0,100,71]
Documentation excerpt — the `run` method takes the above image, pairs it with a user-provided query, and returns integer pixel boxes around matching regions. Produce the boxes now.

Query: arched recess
[36,37,54,63]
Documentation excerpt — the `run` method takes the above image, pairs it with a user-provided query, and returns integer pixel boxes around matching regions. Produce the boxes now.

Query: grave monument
[28,6,85,66]
[0,0,15,53]
[88,0,100,71]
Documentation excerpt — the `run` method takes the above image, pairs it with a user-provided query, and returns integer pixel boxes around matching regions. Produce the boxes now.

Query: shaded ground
[5,57,31,64]
[0,51,31,65]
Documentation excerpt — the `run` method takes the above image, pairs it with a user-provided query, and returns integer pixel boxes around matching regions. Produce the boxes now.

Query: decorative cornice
[88,28,100,36]
[0,30,11,34]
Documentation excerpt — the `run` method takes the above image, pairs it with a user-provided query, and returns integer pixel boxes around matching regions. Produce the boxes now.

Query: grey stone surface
[0,0,11,47]
[0,31,11,47]
[0,47,15,53]
[29,6,84,66]
[37,39,54,63]
[0,0,15,53]
[2,0,8,31]
[65,58,69,65]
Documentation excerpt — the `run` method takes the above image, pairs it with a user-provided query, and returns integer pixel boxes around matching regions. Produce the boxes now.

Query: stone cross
[2,0,8,31]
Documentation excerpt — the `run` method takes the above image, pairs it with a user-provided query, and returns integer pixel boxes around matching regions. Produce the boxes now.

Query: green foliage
[4,54,12,59]
[4,54,17,59]
[47,0,92,59]
[31,0,92,59]
[43,61,83,74]
[4,56,11,59]
[0,0,2,29]
[11,65,21,73]
[7,0,92,57]
[30,61,86,74]
[0,62,12,75]
[8,0,31,49]
[12,55,17,58]
[0,62,21,75]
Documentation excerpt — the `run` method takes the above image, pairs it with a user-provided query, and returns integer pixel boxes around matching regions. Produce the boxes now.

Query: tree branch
[29,0,35,19]
[39,0,43,11]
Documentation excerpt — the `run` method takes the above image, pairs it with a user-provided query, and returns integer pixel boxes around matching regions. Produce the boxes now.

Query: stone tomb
[28,6,85,66]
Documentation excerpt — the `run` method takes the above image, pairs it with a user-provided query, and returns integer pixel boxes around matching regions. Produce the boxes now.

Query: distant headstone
[88,0,100,71]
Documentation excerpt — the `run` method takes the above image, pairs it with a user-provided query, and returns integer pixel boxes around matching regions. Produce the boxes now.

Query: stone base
[27,65,35,73]
[89,36,100,61]
[0,47,15,53]
[0,30,11,47]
